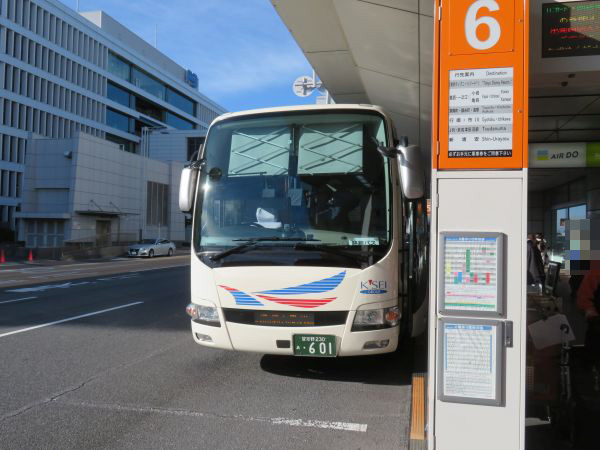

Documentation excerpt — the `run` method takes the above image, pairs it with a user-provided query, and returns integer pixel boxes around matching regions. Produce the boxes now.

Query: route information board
[438,319,503,406]
[448,67,514,158]
[439,233,504,316]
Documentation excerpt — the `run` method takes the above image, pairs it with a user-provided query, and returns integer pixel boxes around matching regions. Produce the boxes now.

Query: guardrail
[63,232,139,249]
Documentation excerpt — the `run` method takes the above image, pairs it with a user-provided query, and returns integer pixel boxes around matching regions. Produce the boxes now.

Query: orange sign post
[429,2,530,449]
[433,0,529,170]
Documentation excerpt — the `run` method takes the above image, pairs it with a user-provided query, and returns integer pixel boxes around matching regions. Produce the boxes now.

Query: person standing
[577,270,600,363]
[527,234,545,285]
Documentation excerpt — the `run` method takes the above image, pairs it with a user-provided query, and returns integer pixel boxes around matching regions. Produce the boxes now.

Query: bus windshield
[193,111,392,264]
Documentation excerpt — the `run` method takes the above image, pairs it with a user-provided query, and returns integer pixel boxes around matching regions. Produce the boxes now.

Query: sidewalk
[0,249,190,269]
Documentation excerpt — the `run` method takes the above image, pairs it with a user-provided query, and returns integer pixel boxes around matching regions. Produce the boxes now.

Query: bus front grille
[222,309,348,327]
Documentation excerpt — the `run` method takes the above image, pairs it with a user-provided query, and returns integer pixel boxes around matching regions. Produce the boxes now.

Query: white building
[0,0,225,234]
[18,132,185,248]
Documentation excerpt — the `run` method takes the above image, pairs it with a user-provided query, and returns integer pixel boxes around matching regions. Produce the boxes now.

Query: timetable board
[448,68,514,158]
[438,232,505,317]
[437,318,504,406]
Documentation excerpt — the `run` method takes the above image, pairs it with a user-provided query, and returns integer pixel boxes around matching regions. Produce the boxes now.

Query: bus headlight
[186,302,221,327]
[352,306,400,331]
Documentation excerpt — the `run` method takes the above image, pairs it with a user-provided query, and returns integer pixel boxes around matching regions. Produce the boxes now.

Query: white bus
[180,104,429,357]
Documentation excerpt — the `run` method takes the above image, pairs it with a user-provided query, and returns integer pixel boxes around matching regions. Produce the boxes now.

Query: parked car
[128,239,176,258]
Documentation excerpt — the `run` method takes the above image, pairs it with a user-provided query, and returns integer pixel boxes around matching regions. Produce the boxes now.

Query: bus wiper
[293,243,370,263]
[209,237,319,261]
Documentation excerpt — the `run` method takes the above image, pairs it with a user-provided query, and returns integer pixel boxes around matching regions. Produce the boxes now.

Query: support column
[428,1,529,448]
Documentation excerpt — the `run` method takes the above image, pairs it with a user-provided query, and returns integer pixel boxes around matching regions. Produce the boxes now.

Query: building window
[132,67,166,100]
[25,220,65,248]
[187,136,205,161]
[166,87,195,116]
[135,96,164,122]
[106,133,135,153]
[166,112,194,130]
[147,181,169,226]
[107,81,131,107]
[106,108,132,133]
[107,51,131,81]
[553,203,587,263]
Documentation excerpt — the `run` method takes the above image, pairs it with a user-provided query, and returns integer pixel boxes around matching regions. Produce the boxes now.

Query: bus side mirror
[396,144,425,200]
[179,166,198,213]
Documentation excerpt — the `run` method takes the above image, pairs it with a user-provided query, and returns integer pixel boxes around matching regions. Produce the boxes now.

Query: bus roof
[211,104,389,125]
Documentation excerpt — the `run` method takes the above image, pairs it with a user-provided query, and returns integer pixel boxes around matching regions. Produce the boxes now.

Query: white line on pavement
[57,400,368,432]
[6,281,91,293]
[0,296,38,305]
[0,301,144,339]
[97,274,139,281]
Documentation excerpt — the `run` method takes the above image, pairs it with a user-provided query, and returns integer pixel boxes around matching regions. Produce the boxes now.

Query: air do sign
[530,142,600,168]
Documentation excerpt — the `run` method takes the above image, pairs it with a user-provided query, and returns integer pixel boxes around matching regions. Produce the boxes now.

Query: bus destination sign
[542,1,600,58]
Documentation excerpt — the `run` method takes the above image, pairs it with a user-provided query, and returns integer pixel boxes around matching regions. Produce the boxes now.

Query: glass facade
[107,52,130,81]
[135,97,164,122]
[166,88,195,116]
[166,112,194,130]
[132,68,166,101]
[526,167,600,449]
[553,203,588,263]
[107,82,131,107]
[107,52,198,120]
[106,108,131,133]
[106,133,135,153]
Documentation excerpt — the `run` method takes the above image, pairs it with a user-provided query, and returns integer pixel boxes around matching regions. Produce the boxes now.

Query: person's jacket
[527,240,545,284]
[577,271,600,318]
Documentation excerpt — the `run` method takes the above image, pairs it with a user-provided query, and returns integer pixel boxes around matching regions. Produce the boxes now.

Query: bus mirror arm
[374,139,425,200]
[179,160,203,213]
[396,144,425,200]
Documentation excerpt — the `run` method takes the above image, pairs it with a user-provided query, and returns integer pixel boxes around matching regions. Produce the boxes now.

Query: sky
[61,0,317,112]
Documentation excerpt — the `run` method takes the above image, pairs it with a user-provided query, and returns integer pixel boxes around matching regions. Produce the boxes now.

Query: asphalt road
[0,253,190,288]
[0,258,415,449]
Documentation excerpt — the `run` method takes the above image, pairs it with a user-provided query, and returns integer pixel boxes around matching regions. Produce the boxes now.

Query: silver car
[128,239,176,258]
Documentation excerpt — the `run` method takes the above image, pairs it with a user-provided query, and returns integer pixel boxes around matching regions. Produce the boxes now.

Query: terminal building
[0,0,225,246]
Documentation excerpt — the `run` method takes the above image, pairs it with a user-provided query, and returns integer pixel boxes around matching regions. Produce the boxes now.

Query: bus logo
[360,280,387,295]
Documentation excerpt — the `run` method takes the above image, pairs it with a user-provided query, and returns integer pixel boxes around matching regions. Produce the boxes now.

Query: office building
[0,0,225,234]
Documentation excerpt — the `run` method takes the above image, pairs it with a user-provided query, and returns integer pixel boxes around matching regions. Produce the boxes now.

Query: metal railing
[63,232,139,249]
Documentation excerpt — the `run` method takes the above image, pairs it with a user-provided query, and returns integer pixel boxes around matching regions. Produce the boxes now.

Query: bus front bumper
[190,319,399,356]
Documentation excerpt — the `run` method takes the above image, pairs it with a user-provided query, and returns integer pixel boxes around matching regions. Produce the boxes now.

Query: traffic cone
[0,249,5,264]
[27,249,33,262]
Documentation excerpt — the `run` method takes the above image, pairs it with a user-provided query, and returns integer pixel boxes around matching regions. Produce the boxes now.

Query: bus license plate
[293,334,336,357]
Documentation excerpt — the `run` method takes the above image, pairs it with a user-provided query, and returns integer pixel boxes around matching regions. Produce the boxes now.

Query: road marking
[57,400,368,432]
[0,261,187,290]
[0,296,38,305]
[270,417,368,432]
[0,301,144,339]
[7,281,91,293]
[132,264,189,273]
[97,274,140,282]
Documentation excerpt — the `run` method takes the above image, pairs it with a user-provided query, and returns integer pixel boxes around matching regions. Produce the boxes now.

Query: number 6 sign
[449,0,515,55]
[465,0,501,49]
